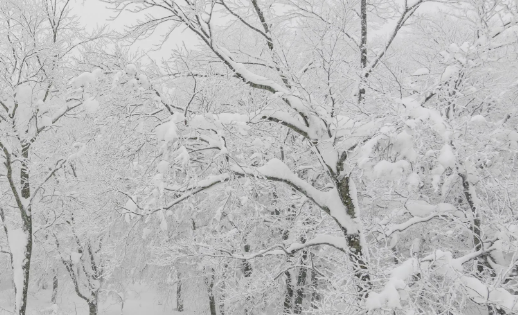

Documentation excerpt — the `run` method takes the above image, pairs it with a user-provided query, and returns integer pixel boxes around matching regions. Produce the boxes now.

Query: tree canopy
[1,0,518,314]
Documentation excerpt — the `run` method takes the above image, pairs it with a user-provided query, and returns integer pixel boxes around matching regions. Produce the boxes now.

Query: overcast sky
[72,0,446,61]
[73,0,200,60]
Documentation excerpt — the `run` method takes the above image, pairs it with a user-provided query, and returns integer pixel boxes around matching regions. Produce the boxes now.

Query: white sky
[73,0,200,60]
[73,0,446,61]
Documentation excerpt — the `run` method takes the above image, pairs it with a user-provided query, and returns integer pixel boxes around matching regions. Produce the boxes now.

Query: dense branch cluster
[0,0,518,314]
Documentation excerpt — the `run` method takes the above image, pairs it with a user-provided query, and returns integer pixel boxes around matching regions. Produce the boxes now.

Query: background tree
[0,0,105,313]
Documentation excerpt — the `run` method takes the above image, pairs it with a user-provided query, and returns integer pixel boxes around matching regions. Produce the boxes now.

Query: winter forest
[1,0,518,314]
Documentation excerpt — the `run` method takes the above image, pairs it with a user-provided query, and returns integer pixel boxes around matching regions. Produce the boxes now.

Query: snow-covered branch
[231,159,358,233]
[29,159,66,205]
[382,213,443,236]
[200,234,347,260]
[366,248,518,312]
[158,173,231,212]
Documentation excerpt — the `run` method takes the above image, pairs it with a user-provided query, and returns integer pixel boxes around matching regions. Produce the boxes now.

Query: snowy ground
[0,284,197,315]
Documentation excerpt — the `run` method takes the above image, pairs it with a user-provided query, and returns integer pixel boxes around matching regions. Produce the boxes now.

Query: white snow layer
[401,97,451,141]
[254,158,359,233]
[441,65,461,82]
[70,68,102,88]
[405,200,456,217]
[367,250,518,312]
[284,234,347,253]
[470,115,486,123]
[393,130,417,162]
[8,229,28,312]
[70,252,82,264]
[84,98,100,113]
[412,68,429,76]
[126,64,137,75]
[373,160,411,179]
[40,115,52,127]
[157,160,169,175]
[438,144,456,168]
[156,119,178,143]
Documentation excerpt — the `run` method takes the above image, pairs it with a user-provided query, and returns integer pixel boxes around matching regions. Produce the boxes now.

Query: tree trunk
[293,250,308,314]
[359,0,367,69]
[336,176,370,294]
[489,306,507,315]
[88,301,97,315]
[16,144,32,315]
[208,292,217,315]
[310,264,320,309]
[243,245,252,315]
[243,245,252,278]
[205,271,217,315]
[219,268,225,315]
[283,270,294,314]
[460,174,485,273]
[177,273,183,312]
[281,204,296,314]
[460,174,506,314]
[14,230,32,315]
[51,270,58,304]
[358,0,368,104]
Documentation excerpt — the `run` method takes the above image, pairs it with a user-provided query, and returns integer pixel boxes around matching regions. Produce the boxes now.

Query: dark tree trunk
[283,270,294,314]
[310,264,320,309]
[282,206,296,314]
[219,266,226,315]
[293,250,308,314]
[51,271,58,304]
[16,230,32,315]
[336,176,370,294]
[243,245,252,278]
[359,0,367,69]
[460,174,506,315]
[358,0,368,104]
[208,294,217,315]
[206,271,217,315]
[17,143,32,315]
[489,306,507,315]
[243,245,252,315]
[88,301,97,315]
[177,273,183,312]
[460,174,486,273]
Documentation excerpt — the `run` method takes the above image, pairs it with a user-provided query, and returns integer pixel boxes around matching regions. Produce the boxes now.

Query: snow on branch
[256,109,310,139]
[381,201,458,237]
[366,249,518,312]
[153,158,358,234]
[272,234,348,254]
[33,98,85,138]
[232,158,358,233]
[363,0,425,78]
[29,159,67,205]
[155,173,231,213]
[205,234,347,260]
[382,213,442,236]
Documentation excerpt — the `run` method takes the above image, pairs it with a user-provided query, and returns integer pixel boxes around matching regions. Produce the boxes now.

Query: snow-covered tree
[0,0,105,313]
[102,0,518,313]
[2,0,518,314]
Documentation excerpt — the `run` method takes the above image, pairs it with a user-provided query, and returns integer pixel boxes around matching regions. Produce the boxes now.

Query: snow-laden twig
[366,247,518,311]
[196,234,347,260]
[30,159,66,205]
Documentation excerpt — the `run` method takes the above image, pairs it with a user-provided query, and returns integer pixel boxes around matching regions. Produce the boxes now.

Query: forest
[0,0,518,314]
